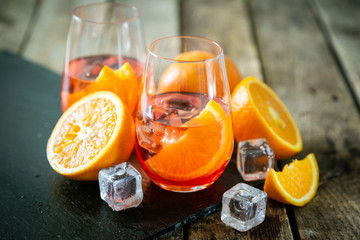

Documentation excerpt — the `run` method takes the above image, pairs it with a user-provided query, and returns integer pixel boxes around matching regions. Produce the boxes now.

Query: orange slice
[231,77,302,159]
[145,100,233,181]
[66,63,138,113]
[47,91,135,180]
[90,63,139,113]
[264,153,319,206]
[114,63,139,113]
[157,51,242,94]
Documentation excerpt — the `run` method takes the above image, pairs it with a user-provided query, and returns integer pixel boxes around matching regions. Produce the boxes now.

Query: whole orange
[224,55,242,93]
[157,51,242,94]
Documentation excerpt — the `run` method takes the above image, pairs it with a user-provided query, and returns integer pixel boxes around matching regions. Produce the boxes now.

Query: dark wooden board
[0,51,244,239]
[250,0,360,238]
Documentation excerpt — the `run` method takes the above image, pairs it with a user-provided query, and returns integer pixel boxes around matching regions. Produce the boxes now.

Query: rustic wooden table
[1,0,360,239]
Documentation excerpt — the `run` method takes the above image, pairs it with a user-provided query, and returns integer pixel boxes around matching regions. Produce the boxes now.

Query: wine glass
[61,2,146,112]
[135,36,234,192]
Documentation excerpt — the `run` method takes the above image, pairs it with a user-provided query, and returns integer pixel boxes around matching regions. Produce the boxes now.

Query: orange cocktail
[60,2,146,112]
[135,36,234,192]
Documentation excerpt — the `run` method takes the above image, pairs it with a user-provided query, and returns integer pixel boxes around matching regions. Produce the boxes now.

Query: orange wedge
[66,63,138,113]
[231,77,302,159]
[89,63,138,113]
[145,100,233,181]
[47,91,135,180]
[264,153,319,206]
[114,63,139,113]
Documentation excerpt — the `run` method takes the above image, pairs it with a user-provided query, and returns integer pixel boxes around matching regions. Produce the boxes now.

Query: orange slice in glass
[114,63,139,113]
[47,91,135,180]
[66,63,138,113]
[145,100,233,181]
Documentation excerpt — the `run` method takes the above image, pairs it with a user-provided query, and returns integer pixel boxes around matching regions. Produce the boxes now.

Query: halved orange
[145,100,234,181]
[47,91,135,180]
[231,77,302,159]
[66,63,139,113]
[264,153,319,206]
[157,51,242,94]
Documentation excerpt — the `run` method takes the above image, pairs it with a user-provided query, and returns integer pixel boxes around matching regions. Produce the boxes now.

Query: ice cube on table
[221,183,267,232]
[98,162,143,211]
[237,138,275,181]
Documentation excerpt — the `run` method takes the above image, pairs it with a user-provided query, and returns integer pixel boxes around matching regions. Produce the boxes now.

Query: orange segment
[145,100,233,181]
[66,63,138,113]
[264,153,319,206]
[47,91,135,180]
[231,77,302,159]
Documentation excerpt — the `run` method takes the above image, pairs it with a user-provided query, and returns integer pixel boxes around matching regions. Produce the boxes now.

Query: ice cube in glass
[98,162,143,211]
[237,138,275,181]
[221,183,267,232]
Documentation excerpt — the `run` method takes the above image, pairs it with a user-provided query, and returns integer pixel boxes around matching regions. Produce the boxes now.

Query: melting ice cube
[237,138,275,181]
[98,162,143,211]
[221,183,267,232]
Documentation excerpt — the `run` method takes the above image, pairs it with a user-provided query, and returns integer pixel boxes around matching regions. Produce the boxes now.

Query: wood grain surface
[251,0,360,239]
[181,0,262,80]
[311,0,360,104]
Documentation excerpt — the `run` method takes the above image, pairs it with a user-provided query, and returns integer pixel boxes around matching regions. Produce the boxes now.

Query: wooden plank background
[250,0,360,239]
[311,0,360,104]
[1,0,180,73]
[0,0,37,53]
[1,0,359,239]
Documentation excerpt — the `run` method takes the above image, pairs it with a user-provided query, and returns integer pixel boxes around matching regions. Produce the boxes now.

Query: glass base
[152,180,215,193]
